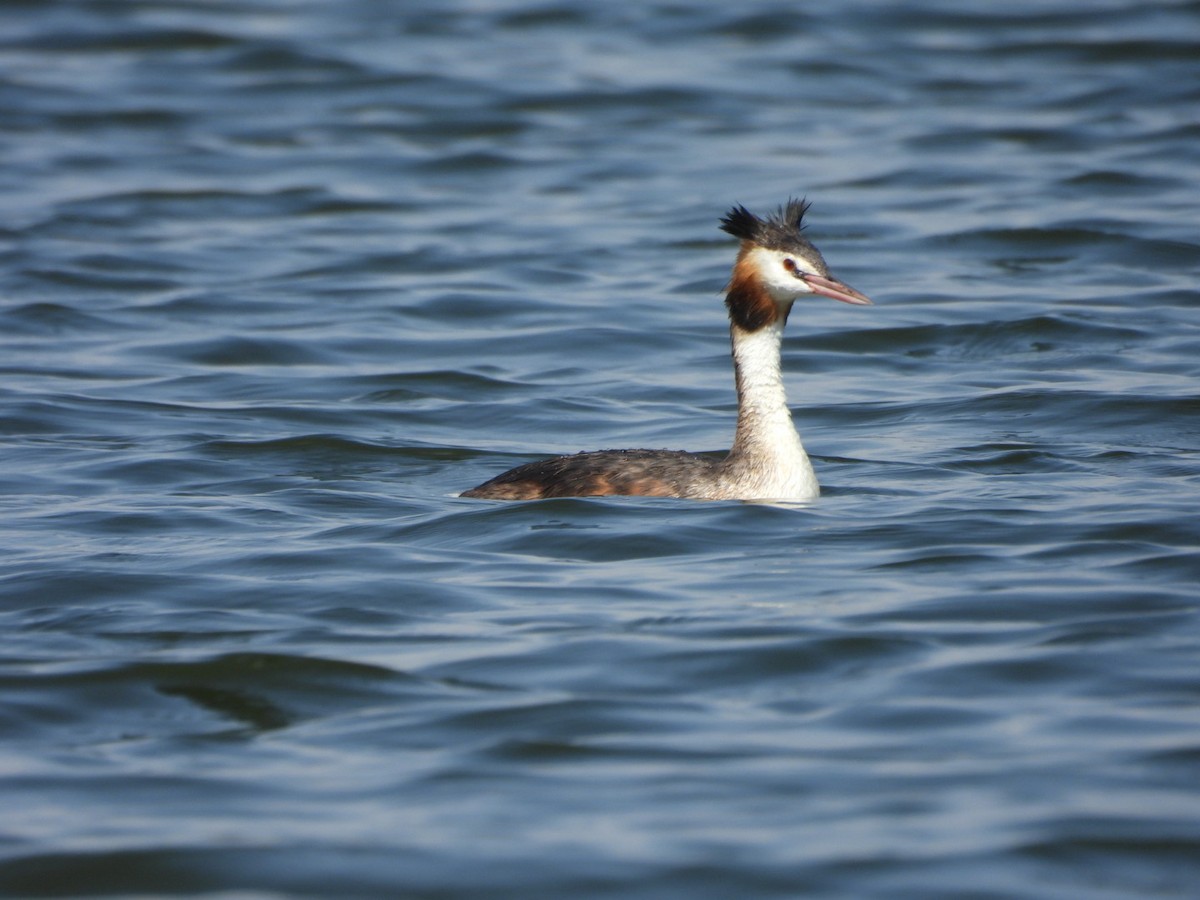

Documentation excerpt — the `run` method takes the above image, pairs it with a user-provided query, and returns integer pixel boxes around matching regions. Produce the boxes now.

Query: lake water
[2,1,1199,897]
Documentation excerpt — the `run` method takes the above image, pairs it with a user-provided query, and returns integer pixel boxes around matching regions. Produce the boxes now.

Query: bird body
[462,200,870,502]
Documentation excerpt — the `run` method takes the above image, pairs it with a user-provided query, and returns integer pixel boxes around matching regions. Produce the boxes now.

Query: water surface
[2,1,1199,897]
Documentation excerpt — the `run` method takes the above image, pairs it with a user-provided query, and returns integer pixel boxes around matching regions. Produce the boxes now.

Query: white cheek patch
[747,248,817,300]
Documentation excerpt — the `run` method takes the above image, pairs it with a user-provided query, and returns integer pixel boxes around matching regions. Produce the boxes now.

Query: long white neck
[720,319,819,500]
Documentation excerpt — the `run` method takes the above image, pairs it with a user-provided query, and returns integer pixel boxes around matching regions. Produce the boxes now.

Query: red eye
[782,258,796,272]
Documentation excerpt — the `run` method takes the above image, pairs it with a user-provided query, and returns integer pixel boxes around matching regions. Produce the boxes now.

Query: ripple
[0,301,126,336]
[152,336,334,367]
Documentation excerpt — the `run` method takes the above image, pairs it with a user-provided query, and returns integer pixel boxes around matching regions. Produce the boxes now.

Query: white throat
[721,319,819,501]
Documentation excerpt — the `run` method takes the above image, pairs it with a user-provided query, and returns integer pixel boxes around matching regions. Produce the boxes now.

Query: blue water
[2,1,1199,897]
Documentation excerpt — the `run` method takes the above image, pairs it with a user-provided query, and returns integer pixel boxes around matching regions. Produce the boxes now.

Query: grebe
[462,199,871,502]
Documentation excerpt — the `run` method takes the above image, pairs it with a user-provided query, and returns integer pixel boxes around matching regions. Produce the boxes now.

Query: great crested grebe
[462,199,871,502]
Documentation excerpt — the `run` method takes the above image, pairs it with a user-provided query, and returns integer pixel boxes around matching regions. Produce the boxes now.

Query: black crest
[719,198,813,252]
